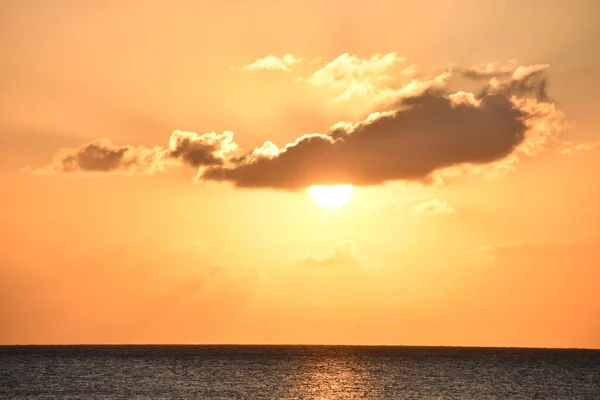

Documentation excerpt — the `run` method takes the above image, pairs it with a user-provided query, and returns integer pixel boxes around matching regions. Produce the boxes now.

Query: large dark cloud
[201,72,550,190]
[203,93,525,189]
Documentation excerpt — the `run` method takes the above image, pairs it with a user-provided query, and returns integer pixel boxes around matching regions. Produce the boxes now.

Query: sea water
[1,345,599,399]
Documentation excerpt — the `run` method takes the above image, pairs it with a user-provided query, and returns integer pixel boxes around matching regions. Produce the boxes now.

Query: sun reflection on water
[284,347,378,399]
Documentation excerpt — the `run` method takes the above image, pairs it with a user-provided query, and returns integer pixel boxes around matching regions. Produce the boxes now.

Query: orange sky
[1,0,600,348]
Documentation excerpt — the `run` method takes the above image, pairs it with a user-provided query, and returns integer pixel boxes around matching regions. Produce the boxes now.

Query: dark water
[1,345,599,399]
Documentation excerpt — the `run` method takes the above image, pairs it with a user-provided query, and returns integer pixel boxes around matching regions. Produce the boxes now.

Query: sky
[1,0,600,348]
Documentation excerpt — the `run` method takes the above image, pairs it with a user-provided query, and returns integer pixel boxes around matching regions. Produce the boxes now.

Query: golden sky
[2,0,600,348]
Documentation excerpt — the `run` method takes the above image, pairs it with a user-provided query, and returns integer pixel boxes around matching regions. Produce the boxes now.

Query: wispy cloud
[413,199,457,216]
[238,54,304,72]
[560,140,600,154]
[468,235,600,265]
[296,241,359,267]
[458,60,519,80]
[304,52,405,102]
[237,52,408,103]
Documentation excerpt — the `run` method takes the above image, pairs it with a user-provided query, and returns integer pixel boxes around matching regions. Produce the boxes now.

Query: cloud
[201,66,558,190]
[459,60,519,80]
[413,199,457,216]
[460,61,551,102]
[238,52,411,103]
[37,57,585,190]
[426,65,565,185]
[297,241,359,267]
[45,139,169,174]
[469,235,600,265]
[560,140,600,154]
[167,130,238,167]
[39,130,238,174]
[477,64,551,102]
[401,64,417,75]
[305,52,405,102]
[239,54,303,72]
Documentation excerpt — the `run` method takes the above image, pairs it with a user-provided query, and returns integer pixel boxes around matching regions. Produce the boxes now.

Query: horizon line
[1,343,599,351]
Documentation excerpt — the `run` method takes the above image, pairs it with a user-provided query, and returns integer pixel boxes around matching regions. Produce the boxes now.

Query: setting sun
[309,184,354,209]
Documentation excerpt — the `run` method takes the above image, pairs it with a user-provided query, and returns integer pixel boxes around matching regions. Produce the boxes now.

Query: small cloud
[401,64,417,75]
[478,63,551,102]
[297,241,359,267]
[238,54,303,72]
[512,64,550,81]
[413,199,457,216]
[560,140,600,154]
[460,60,519,80]
[468,235,600,265]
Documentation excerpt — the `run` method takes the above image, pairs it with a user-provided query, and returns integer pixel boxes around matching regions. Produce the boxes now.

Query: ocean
[1,345,599,399]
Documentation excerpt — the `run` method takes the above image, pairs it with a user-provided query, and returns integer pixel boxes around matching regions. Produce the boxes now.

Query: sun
[309,184,354,209]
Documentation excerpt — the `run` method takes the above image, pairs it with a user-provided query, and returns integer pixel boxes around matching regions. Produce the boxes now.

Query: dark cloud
[166,130,237,168]
[199,65,556,190]
[63,143,127,172]
[45,130,237,174]
[52,139,165,174]
[201,91,528,190]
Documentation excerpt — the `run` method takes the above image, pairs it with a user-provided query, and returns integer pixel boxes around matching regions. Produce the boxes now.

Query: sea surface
[1,345,599,399]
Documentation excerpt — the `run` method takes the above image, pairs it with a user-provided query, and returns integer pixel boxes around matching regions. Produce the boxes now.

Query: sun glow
[309,184,354,209]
